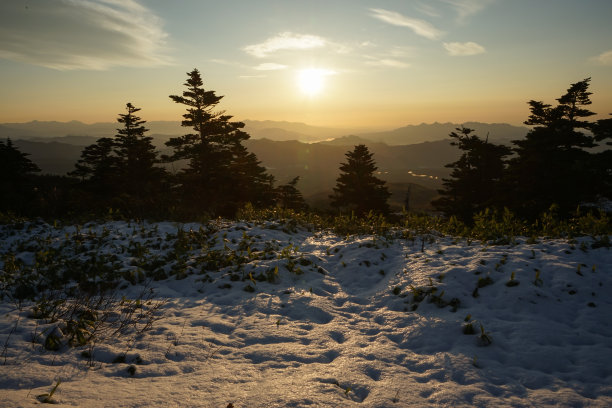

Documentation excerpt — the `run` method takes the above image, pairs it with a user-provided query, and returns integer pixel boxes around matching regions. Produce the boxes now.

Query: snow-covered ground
[0,220,611,407]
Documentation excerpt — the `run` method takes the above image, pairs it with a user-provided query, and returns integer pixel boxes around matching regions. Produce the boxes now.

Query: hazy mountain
[0,119,528,146]
[13,136,451,209]
[317,135,373,146]
[0,120,184,139]
[358,122,528,145]
[242,120,364,142]
[5,118,529,210]
[13,139,84,175]
[243,138,456,203]
[26,135,101,146]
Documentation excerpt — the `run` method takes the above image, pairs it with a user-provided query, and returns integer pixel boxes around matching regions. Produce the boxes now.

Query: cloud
[441,0,494,22]
[369,8,444,40]
[416,3,441,18]
[0,0,170,70]
[592,50,612,66]
[253,63,288,71]
[243,32,326,58]
[443,41,485,56]
[365,59,410,68]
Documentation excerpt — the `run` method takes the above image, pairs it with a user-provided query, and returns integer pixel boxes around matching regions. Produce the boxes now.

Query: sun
[297,68,333,96]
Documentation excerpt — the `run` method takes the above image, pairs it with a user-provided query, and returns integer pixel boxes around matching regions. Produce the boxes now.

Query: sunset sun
[297,68,333,96]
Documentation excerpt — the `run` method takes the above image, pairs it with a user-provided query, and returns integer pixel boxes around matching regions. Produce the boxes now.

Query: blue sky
[1,0,611,128]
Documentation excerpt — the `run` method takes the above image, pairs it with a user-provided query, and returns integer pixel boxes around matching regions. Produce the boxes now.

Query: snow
[0,220,611,407]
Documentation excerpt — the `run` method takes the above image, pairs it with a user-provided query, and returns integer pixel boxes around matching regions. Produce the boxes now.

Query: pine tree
[70,103,166,215]
[165,68,274,216]
[432,128,511,222]
[275,176,308,211]
[330,144,390,215]
[591,114,612,200]
[70,137,117,191]
[0,138,40,213]
[114,103,167,214]
[506,78,597,218]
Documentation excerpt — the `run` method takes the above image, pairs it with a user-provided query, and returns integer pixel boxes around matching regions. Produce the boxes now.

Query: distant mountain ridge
[358,122,528,145]
[0,119,528,145]
[5,118,530,210]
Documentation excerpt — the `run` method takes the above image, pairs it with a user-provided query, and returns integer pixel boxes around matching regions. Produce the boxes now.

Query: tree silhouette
[70,103,166,215]
[165,68,273,216]
[591,114,612,200]
[330,144,390,215]
[506,78,597,218]
[0,138,40,213]
[432,128,511,222]
[275,176,307,211]
[114,103,167,214]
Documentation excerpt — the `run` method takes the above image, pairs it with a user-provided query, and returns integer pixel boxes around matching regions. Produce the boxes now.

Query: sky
[1,0,612,129]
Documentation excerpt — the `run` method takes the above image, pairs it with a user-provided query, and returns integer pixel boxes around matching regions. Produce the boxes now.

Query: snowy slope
[0,220,611,407]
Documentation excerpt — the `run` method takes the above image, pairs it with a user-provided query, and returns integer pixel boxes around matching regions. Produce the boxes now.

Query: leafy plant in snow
[478,324,492,346]
[505,271,520,287]
[37,379,61,404]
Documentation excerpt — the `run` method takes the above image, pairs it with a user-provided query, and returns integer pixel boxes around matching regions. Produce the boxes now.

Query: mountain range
[0,119,528,145]
[4,119,529,210]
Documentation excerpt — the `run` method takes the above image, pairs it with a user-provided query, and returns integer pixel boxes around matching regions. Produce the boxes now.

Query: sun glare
[297,68,333,96]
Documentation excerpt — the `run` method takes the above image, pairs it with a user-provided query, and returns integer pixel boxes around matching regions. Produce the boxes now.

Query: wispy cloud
[369,8,444,40]
[443,41,486,56]
[253,63,288,71]
[592,50,612,66]
[362,46,414,68]
[243,32,326,58]
[365,58,411,68]
[0,0,170,70]
[441,0,494,22]
[416,3,441,18]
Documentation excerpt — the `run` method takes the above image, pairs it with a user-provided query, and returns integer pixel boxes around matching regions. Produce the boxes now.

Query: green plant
[505,271,520,287]
[37,379,61,404]
[533,269,543,286]
[477,276,494,288]
[463,321,476,335]
[478,324,492,346]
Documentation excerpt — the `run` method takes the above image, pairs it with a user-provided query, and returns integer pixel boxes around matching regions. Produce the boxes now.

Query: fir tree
[330,144,390,215]
[114,103,167,214]
[165,68,273,216]
[275,176,308,211]
[432,128,511,222]
[70,137,117,192]
[70,103,166,215]
[591,114,612,200]
[506,78,597,218]
[0,138,40,213]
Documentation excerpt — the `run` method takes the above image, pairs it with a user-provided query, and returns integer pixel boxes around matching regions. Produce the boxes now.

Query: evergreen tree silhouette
[70,103,166,216]
[330,144,390,215]
[0,138,40,213]
[432,128,511,222]
[70,137,117,207]
[114,103,168,215]
[591,114,612,200]
[275,176,308,211]
[506,78,597,218]
[165,68,273,216]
